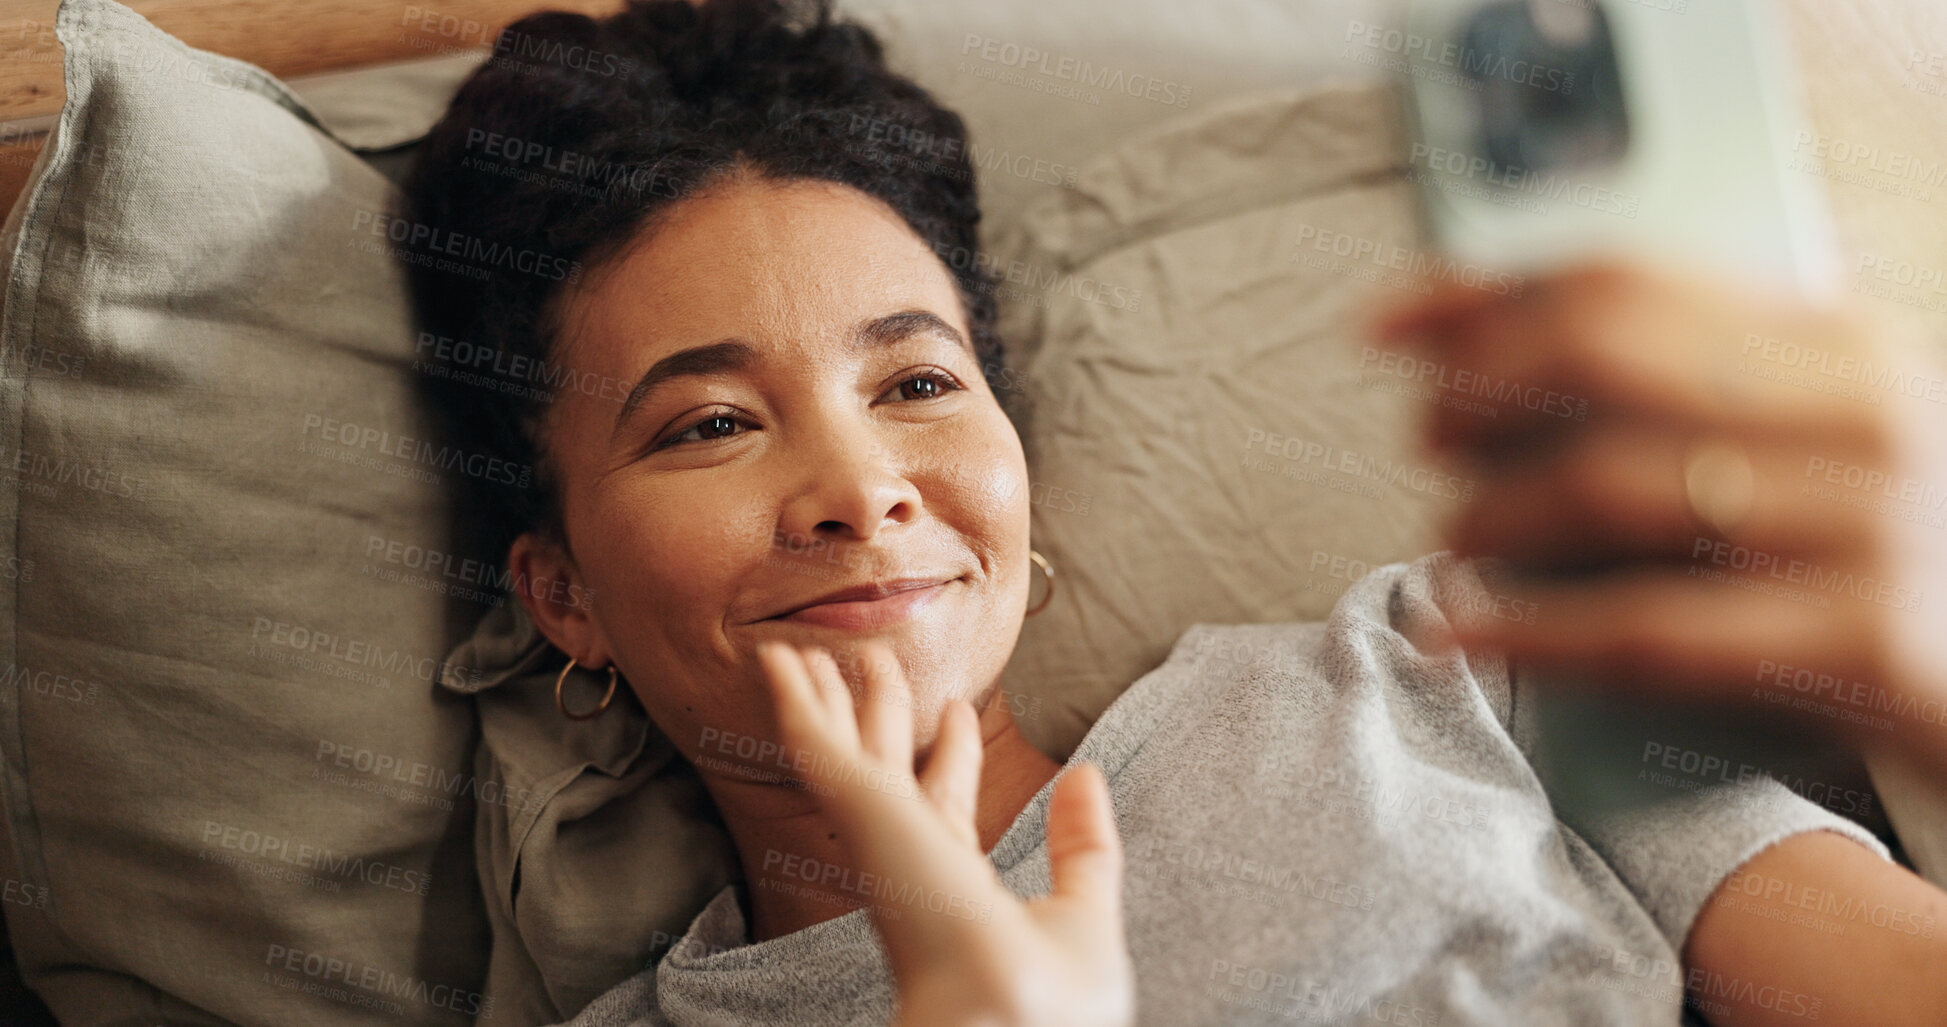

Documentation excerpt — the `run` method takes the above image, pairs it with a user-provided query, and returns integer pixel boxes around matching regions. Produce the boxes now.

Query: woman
[400,1,1947,1023]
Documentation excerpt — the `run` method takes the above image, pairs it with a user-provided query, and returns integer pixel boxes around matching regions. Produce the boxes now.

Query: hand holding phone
[1387,0,1935,820]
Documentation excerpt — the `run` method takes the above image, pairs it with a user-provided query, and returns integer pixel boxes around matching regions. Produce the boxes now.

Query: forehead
[555,175,966,368]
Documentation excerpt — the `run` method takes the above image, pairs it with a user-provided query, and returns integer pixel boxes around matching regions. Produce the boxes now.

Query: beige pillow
[992,82,1452,758]
[0,1,493,1022]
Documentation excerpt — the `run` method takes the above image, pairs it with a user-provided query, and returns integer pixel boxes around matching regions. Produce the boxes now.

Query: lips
[762,577,959,630]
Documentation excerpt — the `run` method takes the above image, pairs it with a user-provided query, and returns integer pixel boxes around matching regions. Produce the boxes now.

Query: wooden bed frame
[0,0,626,212]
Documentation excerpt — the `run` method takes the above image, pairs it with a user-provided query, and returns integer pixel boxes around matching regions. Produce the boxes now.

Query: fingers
[1448,424,1877,568]
[758,639,829,756]
[1448,567,1896,709]
[758,641,873,795]
[1043,763,1123,918]
[1369,274,1502,342]
[800,645,863,754]
[1372,263,1885,458]
[855,640,915,771]
[918,700,984,851]
[1368,261,1905,580]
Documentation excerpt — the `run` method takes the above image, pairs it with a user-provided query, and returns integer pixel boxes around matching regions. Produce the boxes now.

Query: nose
[776,426,923,546]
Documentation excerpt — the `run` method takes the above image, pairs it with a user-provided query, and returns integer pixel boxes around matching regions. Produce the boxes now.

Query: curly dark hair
[400,0,1010,565]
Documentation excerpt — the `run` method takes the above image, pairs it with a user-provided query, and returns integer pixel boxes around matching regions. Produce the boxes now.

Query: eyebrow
[610,309,973,439]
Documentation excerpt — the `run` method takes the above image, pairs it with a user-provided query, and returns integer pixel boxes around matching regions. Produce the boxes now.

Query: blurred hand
[1371,263,1947,773]
[756,639,1135,1027]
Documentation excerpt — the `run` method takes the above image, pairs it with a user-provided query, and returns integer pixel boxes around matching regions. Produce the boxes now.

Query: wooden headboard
[0,0,626,211]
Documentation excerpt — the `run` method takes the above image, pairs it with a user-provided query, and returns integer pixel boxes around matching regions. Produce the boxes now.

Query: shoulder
[1138,551,1521,728]
[1331,549,1534,646]
[1177,550,1517,671]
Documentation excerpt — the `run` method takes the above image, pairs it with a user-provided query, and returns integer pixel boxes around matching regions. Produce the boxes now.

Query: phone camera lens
[1461,0,1630,178]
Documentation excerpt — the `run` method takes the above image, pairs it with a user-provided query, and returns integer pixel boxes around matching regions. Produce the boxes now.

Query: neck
[701,698,1061,944]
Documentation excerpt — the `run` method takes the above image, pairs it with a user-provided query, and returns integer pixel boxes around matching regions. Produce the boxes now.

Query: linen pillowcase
[0,1,500,1022]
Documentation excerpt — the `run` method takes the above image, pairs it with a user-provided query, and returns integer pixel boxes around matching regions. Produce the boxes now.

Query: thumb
[1043,762,1122,914]
[916,699,984,851]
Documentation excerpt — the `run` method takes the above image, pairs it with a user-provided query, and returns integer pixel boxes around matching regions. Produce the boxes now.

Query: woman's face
[512,172,1032,760]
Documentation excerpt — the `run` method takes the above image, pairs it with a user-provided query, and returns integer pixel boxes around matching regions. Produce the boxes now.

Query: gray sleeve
[1451,552,1898,952]
[1568,774,1891,951]
[1499,652,1894,951]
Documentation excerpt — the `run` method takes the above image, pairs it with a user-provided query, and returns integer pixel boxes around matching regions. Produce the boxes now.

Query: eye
[879,368,965,404]
[653,409,753,451]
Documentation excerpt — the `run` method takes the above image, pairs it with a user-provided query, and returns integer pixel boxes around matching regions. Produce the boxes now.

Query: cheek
[581,481,775,631]
[930,409,1032,570]
[895,413,1031,708]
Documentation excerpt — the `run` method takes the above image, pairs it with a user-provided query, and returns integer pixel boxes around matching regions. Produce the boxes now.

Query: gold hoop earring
[555,658,619,720]
[1026,548,1056,617]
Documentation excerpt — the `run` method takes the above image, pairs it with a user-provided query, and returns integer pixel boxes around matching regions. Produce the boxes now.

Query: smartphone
[1401,0,1839,296]
[1399,0,1858,818]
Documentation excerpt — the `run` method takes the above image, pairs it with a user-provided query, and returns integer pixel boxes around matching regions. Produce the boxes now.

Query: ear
[508,531,613,669]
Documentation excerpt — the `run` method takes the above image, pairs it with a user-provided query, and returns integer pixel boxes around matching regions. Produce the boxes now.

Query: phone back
[1402,0,1839,296]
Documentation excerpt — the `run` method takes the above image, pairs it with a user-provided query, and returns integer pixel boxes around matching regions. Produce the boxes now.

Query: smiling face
[509,169,1032,762]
